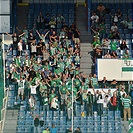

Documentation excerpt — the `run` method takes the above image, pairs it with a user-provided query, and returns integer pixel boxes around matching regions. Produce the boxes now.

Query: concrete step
[80,63,92,68]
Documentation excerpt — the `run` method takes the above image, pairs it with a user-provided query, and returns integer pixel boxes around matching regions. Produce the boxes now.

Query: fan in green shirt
[58,59,65,73]
[92,40,101,49]
[14,56,21,67]
[59,83,67,94]
[110,40,117,51]
[92,74,99,88]
[49,90,56,103]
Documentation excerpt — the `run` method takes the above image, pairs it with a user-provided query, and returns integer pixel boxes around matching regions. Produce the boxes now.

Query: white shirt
[114,15,118,23]
[120,91,126,97]
[103,97,110,108]
[17,79,25,89]
[30,85,37,94]
[111,25,118,32]
[29,98,35,108]
[18,42,23,51]
[31,44,36,53]
[91,15,99,23]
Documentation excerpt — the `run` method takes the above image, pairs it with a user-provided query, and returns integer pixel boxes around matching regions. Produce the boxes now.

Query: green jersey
[110,41,117,51]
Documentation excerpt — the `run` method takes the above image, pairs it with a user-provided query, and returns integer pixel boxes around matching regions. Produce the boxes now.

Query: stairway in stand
[76,4,94,75]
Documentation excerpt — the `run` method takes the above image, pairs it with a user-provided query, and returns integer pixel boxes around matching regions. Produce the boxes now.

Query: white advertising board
[97,59,133,81]
[0,0,10,14]
[0,16,10,33]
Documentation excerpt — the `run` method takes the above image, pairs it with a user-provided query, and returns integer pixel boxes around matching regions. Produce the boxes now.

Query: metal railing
[0,88,9,133]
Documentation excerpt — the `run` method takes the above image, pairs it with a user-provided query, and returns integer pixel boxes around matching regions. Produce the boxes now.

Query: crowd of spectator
[3,2,133,133]
[90,3,132,63]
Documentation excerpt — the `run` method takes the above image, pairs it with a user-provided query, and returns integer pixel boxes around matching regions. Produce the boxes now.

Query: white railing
[0,88,9,133]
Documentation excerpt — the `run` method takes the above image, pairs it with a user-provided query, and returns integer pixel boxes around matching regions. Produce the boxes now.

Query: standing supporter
[103,95,110,112]
[129,81,133,98]
[30,82,39,101]
[36,12,44,30]
[122,94,131,121]
[99,22,106,40]
[29,95,35,110]
[91,74,99,88]
[6,32,25,55]
[51,95,59,111]
[91,12,99,30]
[36,39,43,56]
[86,91,93,116]
[33,115,40,133]
[17,77,25,101]
[110,93,118,111]
[66,97,72,121]
[73,28,80,45]
[18,39,23,56]
[97,3,106,23]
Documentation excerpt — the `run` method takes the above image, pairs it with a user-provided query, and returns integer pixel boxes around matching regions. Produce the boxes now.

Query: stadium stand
[0,0,133,133]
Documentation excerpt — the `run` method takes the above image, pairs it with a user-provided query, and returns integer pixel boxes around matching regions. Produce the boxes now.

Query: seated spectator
[120,40,129,50]
[57,14,65,24]
[111,50,118,58]
[66,127,72,133]
[49,16,56,29]
[97,3,106,23]
[43,127,50,133]
[74,127,82,133]
[123,50,130,59]
[50,124,58,133]
[91,12,99,30]
[104,52,111,58]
